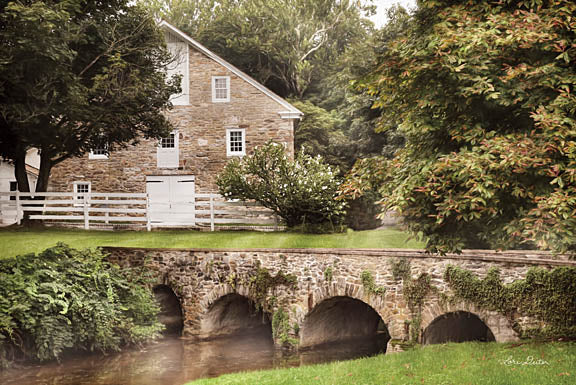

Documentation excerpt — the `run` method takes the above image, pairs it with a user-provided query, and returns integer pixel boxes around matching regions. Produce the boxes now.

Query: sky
[369,0,417,27]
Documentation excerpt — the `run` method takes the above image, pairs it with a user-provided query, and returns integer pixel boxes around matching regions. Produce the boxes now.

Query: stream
[0,333,388,385]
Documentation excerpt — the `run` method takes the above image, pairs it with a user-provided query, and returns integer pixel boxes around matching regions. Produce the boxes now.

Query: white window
[167,41,189,105]
[226,128,245,157]
[212,76,230,103]
[161,134,176,149]
[74,181,91,206]
[157,132,179,168]
[89,145,109,159]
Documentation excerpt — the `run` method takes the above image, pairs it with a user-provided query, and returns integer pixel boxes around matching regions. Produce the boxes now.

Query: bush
[0,244,163,368]
[217,142,346,229]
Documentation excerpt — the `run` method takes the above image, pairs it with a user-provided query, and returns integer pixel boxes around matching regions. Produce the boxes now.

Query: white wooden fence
[0,192,281,231]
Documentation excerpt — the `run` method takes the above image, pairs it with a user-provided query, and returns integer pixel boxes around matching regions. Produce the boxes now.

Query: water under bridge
[105,247,575,352]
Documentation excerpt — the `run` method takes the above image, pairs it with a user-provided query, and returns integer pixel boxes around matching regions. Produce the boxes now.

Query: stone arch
[153,284,184,335]
[198,284,272,340]
[300,295,390,351]
[422,311,495,344]
[200,283,253,310]
[305,282,402,340]
[420,301,518,343]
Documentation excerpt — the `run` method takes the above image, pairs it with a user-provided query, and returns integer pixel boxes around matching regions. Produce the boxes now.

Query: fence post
[15,190,21,225]
[191,191,196,227]
[210,193,215,231]
[274,214,279,231]
[83,194,89,230]
[146,194,151,232]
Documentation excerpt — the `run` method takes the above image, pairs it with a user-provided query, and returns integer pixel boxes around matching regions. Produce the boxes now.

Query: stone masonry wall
[49,44,295,194]
[104,247,575,350]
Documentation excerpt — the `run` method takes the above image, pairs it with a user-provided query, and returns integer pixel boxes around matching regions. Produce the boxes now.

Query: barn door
[146,175,195,225]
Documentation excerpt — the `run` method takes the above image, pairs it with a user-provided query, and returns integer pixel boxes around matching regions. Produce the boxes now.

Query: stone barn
[48,21,302,226]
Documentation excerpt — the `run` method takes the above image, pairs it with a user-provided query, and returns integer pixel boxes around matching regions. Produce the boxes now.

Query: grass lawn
[0,227,423,258]
[188,341,575,385]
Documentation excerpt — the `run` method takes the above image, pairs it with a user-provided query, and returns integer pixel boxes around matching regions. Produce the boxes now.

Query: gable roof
[159,20,303,119]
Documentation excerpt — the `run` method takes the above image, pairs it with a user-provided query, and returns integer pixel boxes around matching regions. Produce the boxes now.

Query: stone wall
[49,43,295,194]
[104,247,575,350]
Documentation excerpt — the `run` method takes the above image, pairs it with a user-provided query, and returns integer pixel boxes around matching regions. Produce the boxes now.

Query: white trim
[89,148,109,160]
[73,181,91,206]
[212,76,230,103]
[226,128,246,157]
[279,111,304,120]
[159,21,303,118]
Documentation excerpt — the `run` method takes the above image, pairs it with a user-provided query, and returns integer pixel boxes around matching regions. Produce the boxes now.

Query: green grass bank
[0,227,423,258]
[188,341,575,385]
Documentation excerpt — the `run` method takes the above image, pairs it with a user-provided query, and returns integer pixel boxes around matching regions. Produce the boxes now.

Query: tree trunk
[35,151,53,193]
[14,149,30,193]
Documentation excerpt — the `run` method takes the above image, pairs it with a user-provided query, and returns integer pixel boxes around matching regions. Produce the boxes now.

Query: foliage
[389,257,411,281]
[388,258,434,342]
[271,308,298,347]
[248,267,297,311]
[217,142,346,229]
[0,0,179,195]
[444,265,576,338]
[355,0,576,253]
[323,266,334,283]
[290,100,347,170]
[360,270,386,297]
[404,273,433,312]
[0,244,162,367]
[189,341,576,385]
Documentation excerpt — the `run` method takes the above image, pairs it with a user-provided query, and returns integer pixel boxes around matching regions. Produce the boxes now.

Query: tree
[0,0,179,196]
[216,142,345,229]
[353,0,576,253]
[290,100,349,169]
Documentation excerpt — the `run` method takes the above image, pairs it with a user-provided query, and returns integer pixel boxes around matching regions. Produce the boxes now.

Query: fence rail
[0,192,281,231]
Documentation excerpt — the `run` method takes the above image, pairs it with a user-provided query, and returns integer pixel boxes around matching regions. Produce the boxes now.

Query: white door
[146,175,195,225]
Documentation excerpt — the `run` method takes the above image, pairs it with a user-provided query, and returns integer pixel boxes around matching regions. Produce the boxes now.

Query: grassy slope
[0,227,423,258]
[189,342,575,385]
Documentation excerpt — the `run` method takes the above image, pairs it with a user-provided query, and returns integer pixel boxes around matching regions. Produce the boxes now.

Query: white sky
[369,0,417,27]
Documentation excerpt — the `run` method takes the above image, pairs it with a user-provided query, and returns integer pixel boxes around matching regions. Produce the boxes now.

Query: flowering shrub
[217,142,346,229]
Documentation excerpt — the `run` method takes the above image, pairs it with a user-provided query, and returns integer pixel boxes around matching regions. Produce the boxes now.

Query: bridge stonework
[104,247,574,351]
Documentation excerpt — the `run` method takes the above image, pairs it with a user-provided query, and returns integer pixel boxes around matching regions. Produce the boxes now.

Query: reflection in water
[0,333,387,385]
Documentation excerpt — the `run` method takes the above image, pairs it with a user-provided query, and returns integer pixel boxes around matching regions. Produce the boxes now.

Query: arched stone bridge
[105,247,575,352]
